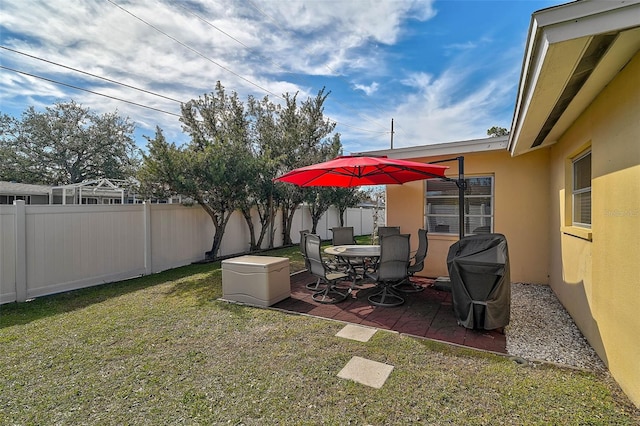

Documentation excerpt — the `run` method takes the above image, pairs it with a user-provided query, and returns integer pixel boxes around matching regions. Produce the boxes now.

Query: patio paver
[274,271,507,354]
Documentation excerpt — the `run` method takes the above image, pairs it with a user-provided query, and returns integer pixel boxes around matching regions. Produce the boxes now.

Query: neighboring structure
[51,178,146,205]
[0,181,51,205]
[356,0,640,407]
[1,178,182,205]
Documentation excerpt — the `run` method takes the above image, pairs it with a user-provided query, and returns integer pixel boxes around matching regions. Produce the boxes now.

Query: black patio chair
[330,226,366,274]
[305,233,350,304]
[331,226,357,245]
[377,226,400,240]
[365,233,410,307]
[300,229,324,291]
[393,228,428,293]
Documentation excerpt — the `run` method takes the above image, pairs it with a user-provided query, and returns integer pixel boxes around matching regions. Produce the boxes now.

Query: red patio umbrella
[273,155,449,187]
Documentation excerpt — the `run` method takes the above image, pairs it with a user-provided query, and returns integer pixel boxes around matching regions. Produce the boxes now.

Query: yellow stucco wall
[548,51,640,406]
[385,51,640,407]
[386,148,550,284]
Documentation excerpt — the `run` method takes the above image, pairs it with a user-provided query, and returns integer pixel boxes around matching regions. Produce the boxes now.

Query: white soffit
[548,27,640,144]
[509,0,640,157]
[512,37,589,156]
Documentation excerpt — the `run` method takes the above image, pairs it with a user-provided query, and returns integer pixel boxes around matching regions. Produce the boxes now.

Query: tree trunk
[281,202,299,246]
[240,207,258,251]
[339,207,347,226]
[254,204,272,251]
[202,205,233,261]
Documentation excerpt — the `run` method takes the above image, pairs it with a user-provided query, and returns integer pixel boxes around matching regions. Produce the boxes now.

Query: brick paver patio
[273,270,506,354]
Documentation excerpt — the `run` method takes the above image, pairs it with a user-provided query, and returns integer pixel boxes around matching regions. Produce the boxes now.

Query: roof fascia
[508,0,640,156]
[351,136,509,160]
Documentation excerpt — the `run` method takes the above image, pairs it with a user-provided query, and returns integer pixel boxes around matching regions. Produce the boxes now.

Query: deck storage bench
[221,256,290,307]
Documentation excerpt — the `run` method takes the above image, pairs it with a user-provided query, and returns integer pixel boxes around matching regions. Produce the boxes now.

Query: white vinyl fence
[0,201,376,304]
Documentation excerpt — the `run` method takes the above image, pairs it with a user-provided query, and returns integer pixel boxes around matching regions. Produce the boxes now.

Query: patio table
[324,245,380,289]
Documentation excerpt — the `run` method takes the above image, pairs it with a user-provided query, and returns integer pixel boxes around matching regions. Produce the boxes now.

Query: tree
[242,95,283,251]
[306,187,334,234]
[139,83,255,261]
[487,126,509,137]
[273,88,339,245]
[0,101,140,185]
[332,187,367,226]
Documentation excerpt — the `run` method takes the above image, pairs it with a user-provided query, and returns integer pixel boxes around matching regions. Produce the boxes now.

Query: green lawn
[1,244,638,425]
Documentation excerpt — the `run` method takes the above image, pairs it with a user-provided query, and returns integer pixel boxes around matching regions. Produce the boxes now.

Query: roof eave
[351,136,509,160]
[508,0,640,157]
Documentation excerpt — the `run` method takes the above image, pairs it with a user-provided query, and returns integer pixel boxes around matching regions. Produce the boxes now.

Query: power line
[0,46,184,104]
[2,2,394,136]
[0,65,182,117]
[170,1,390,135]
[246,0,397,134]
[106,0,284,102]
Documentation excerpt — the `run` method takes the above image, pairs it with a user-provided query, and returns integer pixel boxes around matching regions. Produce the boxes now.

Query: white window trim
[425,175,494,236]
[572,150,592,229]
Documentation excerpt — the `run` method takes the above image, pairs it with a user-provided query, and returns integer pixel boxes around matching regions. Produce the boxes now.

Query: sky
[0,0,566,155]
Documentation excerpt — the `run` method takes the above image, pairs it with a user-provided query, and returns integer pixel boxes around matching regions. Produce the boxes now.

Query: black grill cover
[446,234,510,330]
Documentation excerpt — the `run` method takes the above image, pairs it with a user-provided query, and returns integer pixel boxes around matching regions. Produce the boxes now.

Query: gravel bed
[506,282,606,371]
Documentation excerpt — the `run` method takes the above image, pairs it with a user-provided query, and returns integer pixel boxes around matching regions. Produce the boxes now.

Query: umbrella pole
[456,156,466,240]
[429,156,466,240]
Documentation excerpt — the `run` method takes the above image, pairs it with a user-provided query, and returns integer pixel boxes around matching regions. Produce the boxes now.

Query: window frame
[572,150,592,229]
[425,175,495,237]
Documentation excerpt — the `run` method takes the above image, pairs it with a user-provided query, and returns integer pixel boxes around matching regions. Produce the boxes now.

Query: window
[0,195,31,205]
[572,151,591,228]
[426,176,494,236]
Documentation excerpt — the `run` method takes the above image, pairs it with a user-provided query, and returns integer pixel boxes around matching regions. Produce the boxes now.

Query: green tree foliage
[487,126,509,137]
[306,187,336,234]
[331,187,367,227]
[139,83,342,258]
[139,83,255,261]
[272,88,340,245]
[242,95,283,251]
[0,101,140,184]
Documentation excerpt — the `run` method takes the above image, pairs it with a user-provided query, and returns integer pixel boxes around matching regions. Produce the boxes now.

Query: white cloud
[1,0,525,155]
[342,65,518,152]
[354,82,379,96]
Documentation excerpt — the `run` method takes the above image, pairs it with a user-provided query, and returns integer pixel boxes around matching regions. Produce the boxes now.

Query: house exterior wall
[386,147,550,284]
[548,51,640,405]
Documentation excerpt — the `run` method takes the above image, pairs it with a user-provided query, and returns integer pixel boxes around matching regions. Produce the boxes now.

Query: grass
[1,243,639,425]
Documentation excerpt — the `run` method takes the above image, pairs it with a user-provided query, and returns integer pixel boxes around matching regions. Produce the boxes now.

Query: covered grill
[447,234,510,330]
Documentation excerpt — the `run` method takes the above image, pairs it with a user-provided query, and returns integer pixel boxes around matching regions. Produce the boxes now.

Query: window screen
[426,176,494,236]
[572,151,591,227]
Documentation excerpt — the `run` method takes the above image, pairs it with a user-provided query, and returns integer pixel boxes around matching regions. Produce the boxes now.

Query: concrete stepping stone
[337,356,394,389]
[335,324,377,342]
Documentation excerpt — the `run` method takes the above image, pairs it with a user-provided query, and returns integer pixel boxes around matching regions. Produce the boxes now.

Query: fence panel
[149,204,213,273]
[23,204,146,300]
[0,202,376,304]
[0,206,17,304]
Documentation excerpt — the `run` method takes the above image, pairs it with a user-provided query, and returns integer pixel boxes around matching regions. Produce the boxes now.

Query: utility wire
[2,2,393,136]
[0,46,184,104]
[0,65,182,117]
[246,0,397,135]
[0,50,387,133]
[170,0,389,135]
[106,0,284,102]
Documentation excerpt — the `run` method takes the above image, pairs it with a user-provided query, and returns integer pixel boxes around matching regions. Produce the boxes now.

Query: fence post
[14,200,27,302]
[143,202,152,275]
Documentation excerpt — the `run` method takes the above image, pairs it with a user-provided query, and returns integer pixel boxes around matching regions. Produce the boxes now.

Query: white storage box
[221,256,290,307]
